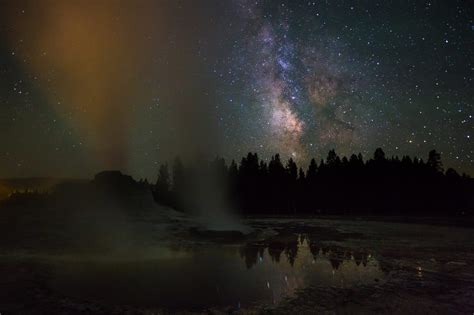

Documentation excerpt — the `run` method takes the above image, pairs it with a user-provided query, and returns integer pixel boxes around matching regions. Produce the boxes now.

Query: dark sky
[0,0,472,178]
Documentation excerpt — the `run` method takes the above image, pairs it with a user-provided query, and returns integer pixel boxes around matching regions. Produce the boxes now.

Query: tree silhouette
[286,158,298,182]
[306,158,318,181]
[326,149,340,168]
[150,148,473,217]
[373,148,386,162]
[428,149,443,173]
[156,164,170,194]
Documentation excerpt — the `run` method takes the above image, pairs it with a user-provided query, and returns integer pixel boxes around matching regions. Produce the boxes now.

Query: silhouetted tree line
[152,148,474,216]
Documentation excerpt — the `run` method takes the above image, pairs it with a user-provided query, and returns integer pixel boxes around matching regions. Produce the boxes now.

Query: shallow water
[47,237,384,310]
[2,217,474,313]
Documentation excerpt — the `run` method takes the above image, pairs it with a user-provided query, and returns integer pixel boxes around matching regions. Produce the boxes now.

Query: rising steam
[4,1,166,169]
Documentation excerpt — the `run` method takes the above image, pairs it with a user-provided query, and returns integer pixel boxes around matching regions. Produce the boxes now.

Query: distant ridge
[0,177,87,200]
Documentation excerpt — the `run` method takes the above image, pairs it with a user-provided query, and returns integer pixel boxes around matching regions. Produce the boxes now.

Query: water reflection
[240,234,374,270]
[49,234,384,310]
[238,234,384,305]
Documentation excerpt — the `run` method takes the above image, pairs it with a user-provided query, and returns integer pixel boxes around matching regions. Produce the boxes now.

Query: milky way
[0,0,472,178]
[223,0,472,171]
[231,0,379,160]
[245,13,307,160]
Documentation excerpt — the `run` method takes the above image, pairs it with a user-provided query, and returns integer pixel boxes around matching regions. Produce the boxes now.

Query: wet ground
[1,217,474,314]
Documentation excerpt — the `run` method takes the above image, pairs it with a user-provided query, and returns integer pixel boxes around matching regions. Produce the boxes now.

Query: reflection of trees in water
[238,232,385,303]
[240,233,372,270]
[268,240,285,263]
[239,243,264,269]
[284,235,299,266]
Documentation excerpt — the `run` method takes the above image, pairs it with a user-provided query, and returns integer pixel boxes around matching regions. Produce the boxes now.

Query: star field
[0,0,472,178]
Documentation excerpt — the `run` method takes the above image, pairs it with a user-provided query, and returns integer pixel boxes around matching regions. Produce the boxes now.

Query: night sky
[0,0,472,179]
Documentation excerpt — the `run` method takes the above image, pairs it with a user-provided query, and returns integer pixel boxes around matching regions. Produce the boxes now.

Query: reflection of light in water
[248,237,385,305]
[417,266,423,278]
[44,237,384,310]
